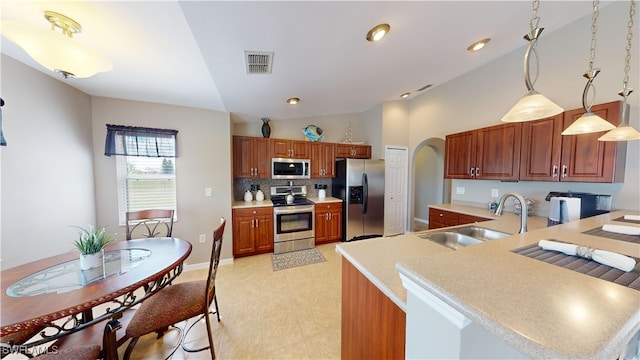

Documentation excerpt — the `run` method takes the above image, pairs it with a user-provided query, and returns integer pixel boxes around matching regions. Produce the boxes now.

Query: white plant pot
[79,250,104,270]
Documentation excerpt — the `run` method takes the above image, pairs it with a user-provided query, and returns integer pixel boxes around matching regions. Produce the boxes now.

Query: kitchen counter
[336,208,640,359]
[231,199,273,209]
[232,197,341,208]
[307,196,342,203]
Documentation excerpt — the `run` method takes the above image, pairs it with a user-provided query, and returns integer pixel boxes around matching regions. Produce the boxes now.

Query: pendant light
[1,11,112,79]
[562,0,616,135]
[501,0,564,123]
[599,0,640,141]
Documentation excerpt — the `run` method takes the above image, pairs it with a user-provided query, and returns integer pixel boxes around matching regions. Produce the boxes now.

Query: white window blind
[113,134,177,225]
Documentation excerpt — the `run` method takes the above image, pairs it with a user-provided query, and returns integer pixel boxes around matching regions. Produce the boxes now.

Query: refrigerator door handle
[362,173,368,214]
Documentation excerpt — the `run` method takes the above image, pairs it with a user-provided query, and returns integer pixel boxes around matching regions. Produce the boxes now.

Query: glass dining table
[0,237,192,359]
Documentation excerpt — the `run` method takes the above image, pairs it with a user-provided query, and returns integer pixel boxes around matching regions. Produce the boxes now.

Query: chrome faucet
[495,192,528,233]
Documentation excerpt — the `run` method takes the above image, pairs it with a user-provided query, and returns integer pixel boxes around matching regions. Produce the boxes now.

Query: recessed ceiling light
[366,23,390,42]
[400,92,410,99]
[287,97,300,105]
[467,38,491,52]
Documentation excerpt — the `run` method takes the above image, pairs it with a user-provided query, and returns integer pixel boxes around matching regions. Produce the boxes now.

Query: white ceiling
[1,1,609,123]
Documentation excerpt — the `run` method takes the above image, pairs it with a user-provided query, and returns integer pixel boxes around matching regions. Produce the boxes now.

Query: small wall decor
[303,125,324,142]
[261,118,271,138]
[342,122,353,143]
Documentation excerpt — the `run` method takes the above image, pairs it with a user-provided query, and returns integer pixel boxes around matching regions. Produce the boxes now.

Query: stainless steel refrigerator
[332,158,385,242]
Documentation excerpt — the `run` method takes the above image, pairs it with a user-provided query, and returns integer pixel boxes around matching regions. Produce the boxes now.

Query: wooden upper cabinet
[445,123,521,180]
[335,144,371,159]
[519,114,564,181]
[271,138,310,159]
[311,142,336,178]
[233,136,270,178]
[475,123,521,180]
[444,131,476,179]
[559,101,626,183]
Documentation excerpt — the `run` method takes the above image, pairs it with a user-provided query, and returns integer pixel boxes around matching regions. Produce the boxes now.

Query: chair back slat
[126,209,175,240]
[206,217,226,307]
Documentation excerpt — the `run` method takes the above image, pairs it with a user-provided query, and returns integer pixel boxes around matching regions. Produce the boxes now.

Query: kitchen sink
[453,226,510,241]
[418,232,483,250]
[417,226,510,250]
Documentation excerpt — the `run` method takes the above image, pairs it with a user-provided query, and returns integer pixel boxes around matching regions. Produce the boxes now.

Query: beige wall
[91,97,233,265]
[407,1,640,214]
[1,55,96,270]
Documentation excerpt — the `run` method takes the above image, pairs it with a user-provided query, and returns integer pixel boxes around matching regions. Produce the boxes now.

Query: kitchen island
[336,207,640,359]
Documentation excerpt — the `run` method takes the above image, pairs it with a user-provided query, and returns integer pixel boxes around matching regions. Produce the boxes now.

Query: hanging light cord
[619,0,636,125]
[580,0,603,113]
[524,0,543,92]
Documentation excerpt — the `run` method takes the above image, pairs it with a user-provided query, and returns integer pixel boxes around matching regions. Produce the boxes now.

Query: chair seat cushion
[36,344,101,360]
[126,280,207,338]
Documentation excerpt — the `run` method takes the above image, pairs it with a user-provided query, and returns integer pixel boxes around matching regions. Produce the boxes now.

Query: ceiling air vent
[245,51,273,74]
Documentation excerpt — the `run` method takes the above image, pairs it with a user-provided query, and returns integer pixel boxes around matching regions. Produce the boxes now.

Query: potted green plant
[73,225,114,270]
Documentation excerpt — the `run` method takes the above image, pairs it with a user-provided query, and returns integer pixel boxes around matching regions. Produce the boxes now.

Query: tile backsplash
[234,178,332,201]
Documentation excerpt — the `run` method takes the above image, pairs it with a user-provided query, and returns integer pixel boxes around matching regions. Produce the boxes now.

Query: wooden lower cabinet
[428,208,490,230]
[232,206,273,257]
[314,202,342,244]
[342,258,406,359]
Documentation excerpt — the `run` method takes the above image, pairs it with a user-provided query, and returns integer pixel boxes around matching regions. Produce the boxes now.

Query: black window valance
[105,124,178,157]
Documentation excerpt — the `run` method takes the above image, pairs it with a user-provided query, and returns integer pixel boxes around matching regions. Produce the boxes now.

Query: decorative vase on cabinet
[261,118,271,138]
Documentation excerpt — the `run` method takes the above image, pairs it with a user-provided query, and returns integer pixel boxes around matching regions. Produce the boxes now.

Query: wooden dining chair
[123,217,226,360]
[125,209,175,240]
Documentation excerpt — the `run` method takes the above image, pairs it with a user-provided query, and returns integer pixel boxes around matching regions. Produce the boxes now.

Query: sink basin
[453,226,510,241]
[417,226,510,250]
[417,232,483,250]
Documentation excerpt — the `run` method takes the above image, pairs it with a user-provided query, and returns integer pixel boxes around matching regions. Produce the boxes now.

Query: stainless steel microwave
[272,158,310,179]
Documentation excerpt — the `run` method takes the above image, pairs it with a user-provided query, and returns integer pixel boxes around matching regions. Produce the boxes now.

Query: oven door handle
[273,205,315,215]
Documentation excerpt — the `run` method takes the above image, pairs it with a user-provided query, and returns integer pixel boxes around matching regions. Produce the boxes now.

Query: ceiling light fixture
[1,11,112,79]
[400,92,410,99]
[562,0,615,135]
[366,23,390,42]
[501,0,563,122]
[287,97,300,105]
[467,38,491,52]
[599,0,640,142]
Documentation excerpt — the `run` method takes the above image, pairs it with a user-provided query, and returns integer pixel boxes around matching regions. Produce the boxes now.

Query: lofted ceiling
[1,1,609,123]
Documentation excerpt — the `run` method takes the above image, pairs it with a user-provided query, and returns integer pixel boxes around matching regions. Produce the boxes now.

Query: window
[105,125,178,225]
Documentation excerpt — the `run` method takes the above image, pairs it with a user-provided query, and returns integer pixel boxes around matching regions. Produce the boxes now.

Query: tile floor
[120,243,342,359]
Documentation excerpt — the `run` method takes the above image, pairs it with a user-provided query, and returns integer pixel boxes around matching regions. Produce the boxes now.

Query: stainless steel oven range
[270,185,314,254]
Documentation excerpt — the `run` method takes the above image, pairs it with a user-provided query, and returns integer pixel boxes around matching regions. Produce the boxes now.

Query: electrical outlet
[456,186,465,195]
[491,189,499,198]
[205,187,212,197]
[199,234,206,243]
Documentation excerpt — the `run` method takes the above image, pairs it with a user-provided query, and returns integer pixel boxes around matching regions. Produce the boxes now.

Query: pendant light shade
[562,0,616,135]
[1,11,112,79]
[561,111,615,135]
[501,4,563,123]
[599,0,639,142]
[502,91,564,122]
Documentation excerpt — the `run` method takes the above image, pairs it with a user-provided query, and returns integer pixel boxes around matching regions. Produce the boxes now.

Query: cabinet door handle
[251,219,255,228]
[325,213,329,220]
[470,167,475,176]
[561,164,568,178]
[552,165,558,178]
[475,167,480,176]
[255,219,259,227]
[439,213,444,217]
[328,213,332,220]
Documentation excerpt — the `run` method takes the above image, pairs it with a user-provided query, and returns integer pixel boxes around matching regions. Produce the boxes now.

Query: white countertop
[336,205,640,359]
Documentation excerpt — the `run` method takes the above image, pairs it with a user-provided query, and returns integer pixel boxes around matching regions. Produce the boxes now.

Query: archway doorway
[411,138,449,231]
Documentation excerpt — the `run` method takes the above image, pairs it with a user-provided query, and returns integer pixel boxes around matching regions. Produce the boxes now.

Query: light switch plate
[205,187,212,197]
[491,189,499,198]
[456,186,465,195]
[199,234,206,243]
